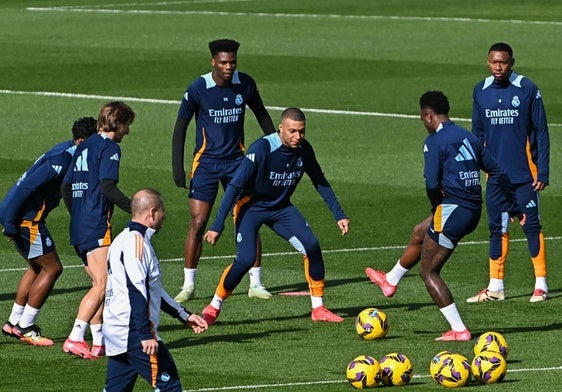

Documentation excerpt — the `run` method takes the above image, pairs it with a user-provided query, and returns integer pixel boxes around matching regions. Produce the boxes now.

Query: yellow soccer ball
[379,352,413,386]
[355,308,389,340]
[471,350,507,384]
[430,352,471,388]
[346,355,381,389]
[473,331,509,359]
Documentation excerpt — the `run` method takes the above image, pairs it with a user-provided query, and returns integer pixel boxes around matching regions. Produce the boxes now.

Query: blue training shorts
[189,158,243,204]
[428,204,481,249]
[13,220,55,259]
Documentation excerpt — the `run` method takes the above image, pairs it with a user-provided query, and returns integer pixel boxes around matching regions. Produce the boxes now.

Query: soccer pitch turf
[1,1,562,391]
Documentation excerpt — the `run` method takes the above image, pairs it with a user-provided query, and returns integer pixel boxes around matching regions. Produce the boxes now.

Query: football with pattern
[355,307,389,340]
[346,355,380,389]
[471,350,507,384]
[473,331,509,359]
[379,352,413,386]
[430,352,471,388]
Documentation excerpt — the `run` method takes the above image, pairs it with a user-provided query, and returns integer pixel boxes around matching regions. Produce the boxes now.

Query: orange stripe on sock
[303,256,324,297]
[490,233,509,279]
[531,232,547,277]
[215,264,234,299]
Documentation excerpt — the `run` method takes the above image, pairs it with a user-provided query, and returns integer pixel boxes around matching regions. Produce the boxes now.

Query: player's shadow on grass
[213,275,396,301]
[165,327,306,349]
[0,285,92,301]
[267,276,375,293]
[503,287,561,301]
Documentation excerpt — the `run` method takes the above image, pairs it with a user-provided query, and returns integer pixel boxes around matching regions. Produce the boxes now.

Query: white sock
[248,267,262,286]
[439,303,466,332]
[18,304,40,329]
[210,294,224,310]
[8,303,25,325]
[535,277,548,291]
[90,324,104,346]
[69,319,89,342]
[385,260,409,286]
[488,278,504,292]
[310,296,323,309]
[183,268,197,288]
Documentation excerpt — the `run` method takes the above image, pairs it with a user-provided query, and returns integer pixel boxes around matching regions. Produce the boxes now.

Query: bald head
[131,189,165,231]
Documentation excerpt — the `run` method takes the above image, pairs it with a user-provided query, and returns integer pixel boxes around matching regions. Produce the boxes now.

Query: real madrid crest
[511,95,520,107]
[235,94,243,105]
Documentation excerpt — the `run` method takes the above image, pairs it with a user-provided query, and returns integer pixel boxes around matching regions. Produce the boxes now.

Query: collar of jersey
[482,71,523,90]
[202,70,241,88]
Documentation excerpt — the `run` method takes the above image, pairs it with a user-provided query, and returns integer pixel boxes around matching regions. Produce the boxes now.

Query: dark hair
[208,39,240,56]
[488,42,513,57]
[281,107,306,122]
[98,101,135,133]
[419,91,450,115]
[72,117,97,140]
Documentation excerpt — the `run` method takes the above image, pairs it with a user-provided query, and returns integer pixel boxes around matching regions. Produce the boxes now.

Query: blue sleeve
[99,143,121,182]
[303,143,347,221]
[177,82,198,122]
[471,85,485,146]
[209,155,257,233]
[530,85,550,184]
[244,77,275,134]
[423,137,444,210]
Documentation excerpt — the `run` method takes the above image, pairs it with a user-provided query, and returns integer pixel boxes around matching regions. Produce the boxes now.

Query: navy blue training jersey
[63,133,122,246]
[472,71,549,185]
[209,133,347,233]
[423,121,512,211]
[177,70,266,162]
[0,140,75,228]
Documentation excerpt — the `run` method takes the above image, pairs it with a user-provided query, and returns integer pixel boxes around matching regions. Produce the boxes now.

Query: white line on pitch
[1,236,560,273]
[25,6,562,27]
[182,365,562,391]
[2,89,562,127]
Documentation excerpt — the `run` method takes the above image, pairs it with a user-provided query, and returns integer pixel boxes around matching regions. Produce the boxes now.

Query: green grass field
[1,1,561,391]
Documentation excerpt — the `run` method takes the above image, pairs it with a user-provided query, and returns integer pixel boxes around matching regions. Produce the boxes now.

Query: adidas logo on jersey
[246,153,255,162]
[110,153,120,161]
[75,149,89,171]
[51,165,63,174]
[526,200,537,208]
[455,138,476,161]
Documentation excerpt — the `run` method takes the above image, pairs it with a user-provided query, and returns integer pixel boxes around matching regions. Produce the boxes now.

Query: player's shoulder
[41,140,73,161]
[473,76,490,93]
[236,71,255,83]
[502,71,538,93]
[249,134,274,153]
[190,73,210,89]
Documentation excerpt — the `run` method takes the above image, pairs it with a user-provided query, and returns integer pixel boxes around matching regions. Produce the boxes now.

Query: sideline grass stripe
[2,89,562,127]
[25,6,562,27]
[1,236,560,273]
[183,365,562,391]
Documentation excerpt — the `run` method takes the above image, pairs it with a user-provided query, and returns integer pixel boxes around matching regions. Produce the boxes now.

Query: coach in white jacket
[103,188,207,392]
